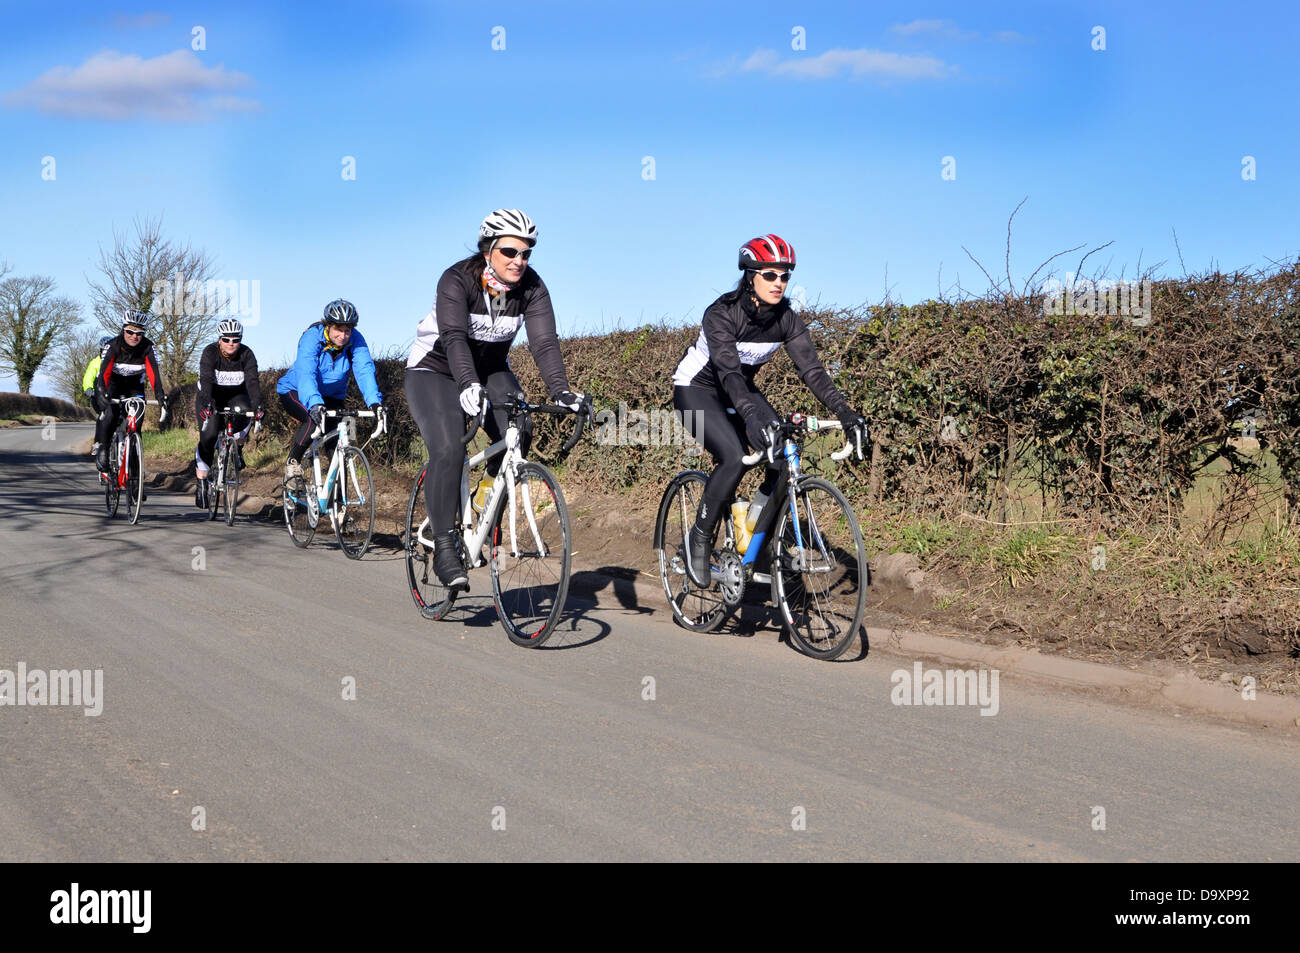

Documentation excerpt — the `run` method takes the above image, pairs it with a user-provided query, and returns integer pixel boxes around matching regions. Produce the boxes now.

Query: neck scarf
[482,261,516,294]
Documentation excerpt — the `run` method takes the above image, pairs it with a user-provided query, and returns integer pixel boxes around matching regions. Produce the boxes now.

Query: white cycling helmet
[217,318,244,339]
[121,308,151,330]
[479,209,537,246]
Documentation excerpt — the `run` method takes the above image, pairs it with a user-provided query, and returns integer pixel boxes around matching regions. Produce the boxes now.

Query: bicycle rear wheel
[655,470,728,633]
[404,463,461,619]
[490,461,570,647]
[104,435,121,518]
[770,477,868,660]
[332,445,374,559]
[283,474,315,547]
[124,431,144,525]
[223,439,239,526]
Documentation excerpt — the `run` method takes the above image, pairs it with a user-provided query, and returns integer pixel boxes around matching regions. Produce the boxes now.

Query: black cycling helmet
[322,299,359,326]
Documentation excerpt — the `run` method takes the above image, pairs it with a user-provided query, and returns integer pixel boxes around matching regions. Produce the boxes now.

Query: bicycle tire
[331,445,374,559]
[206,436,222,521]
[125,431,144,525]
[104,435,121,518]
[404,463,461,619]
[770,476,868,660]
[223,438,239,526]
[283,474,315,548]
[489,460,570,647]
[655,470,728,633]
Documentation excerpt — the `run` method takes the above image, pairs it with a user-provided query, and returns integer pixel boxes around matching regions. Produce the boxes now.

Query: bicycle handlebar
[310,408,384,441]
[740,415,859,466]
[460,396,589,452]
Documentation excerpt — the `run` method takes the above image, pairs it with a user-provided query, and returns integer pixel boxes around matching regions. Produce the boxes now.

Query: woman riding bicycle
[277,300,383,482]
[672,234,868,587]
[94,310,170,479]
[404,208,589,589]
[194,318,263,508]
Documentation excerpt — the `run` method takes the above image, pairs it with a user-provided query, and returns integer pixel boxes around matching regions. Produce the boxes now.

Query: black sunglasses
[220,336,242,344]
[755,270,791,283]
[497,246,532,260]
[123,328,143,336]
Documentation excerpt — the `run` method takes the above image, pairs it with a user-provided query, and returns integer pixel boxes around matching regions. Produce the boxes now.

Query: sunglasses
[123,328,143,336]
[220,336,242,344]
[496,246,532,260]
[755,270,791,283]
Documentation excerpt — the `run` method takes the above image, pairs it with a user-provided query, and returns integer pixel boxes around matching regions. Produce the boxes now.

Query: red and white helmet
[738,234,796,271]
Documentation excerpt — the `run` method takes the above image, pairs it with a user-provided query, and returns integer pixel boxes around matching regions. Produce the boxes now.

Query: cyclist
[194,319,263,508]
[672,234,868,587]
[276,299,384,482]
[82,335,114,458]
[94,310,170,480]
[404,208,590,588]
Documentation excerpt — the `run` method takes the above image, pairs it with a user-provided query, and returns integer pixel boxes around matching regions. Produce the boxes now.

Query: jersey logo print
[214,370,246,386]
[468,311,522,343]
[734,341,782,364]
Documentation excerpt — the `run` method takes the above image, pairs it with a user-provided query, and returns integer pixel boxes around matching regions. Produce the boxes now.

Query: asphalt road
[2,422,1297,861]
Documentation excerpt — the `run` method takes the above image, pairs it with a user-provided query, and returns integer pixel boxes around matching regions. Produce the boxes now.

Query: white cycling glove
[459,383,485,416]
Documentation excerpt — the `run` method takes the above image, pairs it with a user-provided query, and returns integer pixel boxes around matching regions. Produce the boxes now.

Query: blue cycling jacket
[276,324,383,408]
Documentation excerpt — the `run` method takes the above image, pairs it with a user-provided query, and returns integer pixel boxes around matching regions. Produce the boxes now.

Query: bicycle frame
[304,410,377,516]
[733,416,856,579]
[111,396,150,489]
[414,418,543,567]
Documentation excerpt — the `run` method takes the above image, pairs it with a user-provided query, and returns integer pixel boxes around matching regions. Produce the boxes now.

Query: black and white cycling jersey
[672,291,849,420]
[405,261,568,395]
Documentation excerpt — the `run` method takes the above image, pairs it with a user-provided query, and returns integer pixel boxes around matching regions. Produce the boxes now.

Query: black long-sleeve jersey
[672,291,850,420]
[95,334,165,399]
[405,261,570,396]
[196,342,261,413]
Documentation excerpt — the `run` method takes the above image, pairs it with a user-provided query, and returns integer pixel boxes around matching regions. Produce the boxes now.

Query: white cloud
[3,50,258,120]
[890,19,1032,44]
[740,47,953,81]
[890,19,977,40]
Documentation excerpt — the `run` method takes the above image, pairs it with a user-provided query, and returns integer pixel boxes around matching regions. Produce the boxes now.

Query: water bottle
[472,477,494,514]
[732,499,751,553]
[745,489,770,534]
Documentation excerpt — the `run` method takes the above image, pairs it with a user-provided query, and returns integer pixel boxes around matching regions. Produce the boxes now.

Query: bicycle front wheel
[490,461,570,647]
[104,436,121,518]
[404,463,461,620]
[770,477,868,661]
[207,439,222,521]
[124,432,144,525]
[655,470,728,633]
[283,473,315,548]
[223,440,239,526]
[331,445,374,559]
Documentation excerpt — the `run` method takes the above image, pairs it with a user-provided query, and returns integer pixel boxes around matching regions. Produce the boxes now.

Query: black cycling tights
[280,390,345,462]
[673,384,783,535]
[405,367,534,535]
[196,394,252,469]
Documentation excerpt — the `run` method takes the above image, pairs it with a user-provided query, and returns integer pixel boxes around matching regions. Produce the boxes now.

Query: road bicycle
[404,395,586,647]
[654,412,869,661]
[203,408,259,526]
[103,396,160,524]
[283,407,386,559]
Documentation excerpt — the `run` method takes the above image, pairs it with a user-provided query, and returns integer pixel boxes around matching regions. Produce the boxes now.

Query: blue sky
[2,0,1297,396]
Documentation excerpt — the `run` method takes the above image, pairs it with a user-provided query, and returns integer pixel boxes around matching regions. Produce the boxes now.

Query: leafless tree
[0,274,82,393]
[87,215,217,387]
[49,325,109,405]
